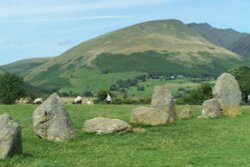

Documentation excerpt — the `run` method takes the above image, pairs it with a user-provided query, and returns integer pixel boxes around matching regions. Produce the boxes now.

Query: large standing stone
[151,86,176,119]
[83,117,131,135]
[201,99,222,118]
[131,107,169,126]
[213,73,242,116]
[32,93,74,142]
[0,113,22,159]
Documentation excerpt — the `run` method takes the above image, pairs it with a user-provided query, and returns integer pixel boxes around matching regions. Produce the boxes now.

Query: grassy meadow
[1,104,250,167]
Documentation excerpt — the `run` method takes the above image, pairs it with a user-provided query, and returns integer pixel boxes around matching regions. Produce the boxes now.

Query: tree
[180,82,213,105]
[0,73,25,104]
[229,66,250,102]
[83,91,94,97]
[95,90,115,103]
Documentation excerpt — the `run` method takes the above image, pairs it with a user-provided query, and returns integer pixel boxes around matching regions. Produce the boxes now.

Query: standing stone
[179,107,192,120]
[213,73,242,116]
[201,99,222,118]
[0,113,22,159]
[83,117,131,135]
[151,85,176,119]
[131,107,169,126]
[32,93,74,142]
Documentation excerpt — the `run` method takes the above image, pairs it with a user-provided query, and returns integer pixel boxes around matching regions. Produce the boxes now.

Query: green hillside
[2,19,244,95]
[188,23,250,58]
[1,57,52,75]
[0,69,6,75]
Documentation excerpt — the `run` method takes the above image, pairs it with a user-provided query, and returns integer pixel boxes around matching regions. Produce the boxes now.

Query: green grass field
[127,78,201,97]
[58,68,206,98]
[1,104,250,167]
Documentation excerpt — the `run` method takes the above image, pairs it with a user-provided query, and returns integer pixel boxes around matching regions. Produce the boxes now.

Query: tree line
[1,66,250,105]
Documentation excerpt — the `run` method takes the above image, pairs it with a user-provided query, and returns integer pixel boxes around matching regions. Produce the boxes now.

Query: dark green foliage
[110,78,139,92]
[24,83,49,103]
[0,73,25,104]
[95,90,115,103]
[110,84,119,91]
[179,82,213,105]
[60,92,70,97]
[137,86,145,91]
[95,51,242,75]
[95,51,189,73]
[135,74,147,81]
[111,96,151,105]
[229,66,250,102]
[83,91,94,97]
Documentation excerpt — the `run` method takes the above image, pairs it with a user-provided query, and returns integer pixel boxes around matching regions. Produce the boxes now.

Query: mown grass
[1,104,250,167]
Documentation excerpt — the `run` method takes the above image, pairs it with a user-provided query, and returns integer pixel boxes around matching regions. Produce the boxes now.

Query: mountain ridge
[1,19,247,94]
[187,23,250,57]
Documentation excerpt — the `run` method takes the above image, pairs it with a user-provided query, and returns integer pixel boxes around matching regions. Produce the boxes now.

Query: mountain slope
[4,19,244,93]
[1,57,52,75]
[229,36,250,57]
[27,20,239,75]
[0,69,6,75]
[187,23,250,57]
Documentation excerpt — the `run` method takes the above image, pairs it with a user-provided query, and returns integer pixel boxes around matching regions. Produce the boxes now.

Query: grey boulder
[201,99,222,118]
[179,107,192,120]
[83,117,132,135]
[131,107,170,126]
[151,85,176,119]
[0,113,22,159]
[32,93,74,142]
[213,73,241,116]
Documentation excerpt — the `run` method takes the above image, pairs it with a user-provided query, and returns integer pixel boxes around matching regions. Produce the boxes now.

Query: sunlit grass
[0,104,250,166]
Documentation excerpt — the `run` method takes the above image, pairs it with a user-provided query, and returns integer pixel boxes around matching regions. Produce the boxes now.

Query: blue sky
[1,0,250,65]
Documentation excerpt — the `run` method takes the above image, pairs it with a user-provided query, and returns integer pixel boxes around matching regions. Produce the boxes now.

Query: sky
[0,0,250,65]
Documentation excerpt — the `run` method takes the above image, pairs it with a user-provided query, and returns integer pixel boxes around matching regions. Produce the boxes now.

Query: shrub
[0,73,25,104]
[229,66,250,102]
[95,90,115,103]
[83,91,94,97]
[178,82,213,105]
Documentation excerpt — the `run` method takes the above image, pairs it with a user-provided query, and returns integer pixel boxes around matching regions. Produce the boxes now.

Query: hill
[187,23,250,57]
[2,19,244,95]
[229,36,250,58]
[0,69,6,75]
[1,57,52,75]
